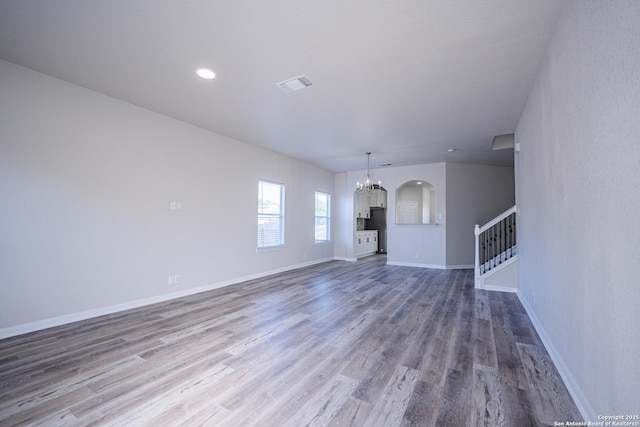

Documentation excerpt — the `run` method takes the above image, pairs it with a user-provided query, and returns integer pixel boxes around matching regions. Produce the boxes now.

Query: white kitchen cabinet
[355,230,378,258]
[355,232,363,256]
[354,192,371,219]
[370,231,378,253]
[370,189,387,208]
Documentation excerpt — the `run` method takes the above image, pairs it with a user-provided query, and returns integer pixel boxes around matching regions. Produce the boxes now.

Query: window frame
[257,180,285,250]
[314,191,331,243]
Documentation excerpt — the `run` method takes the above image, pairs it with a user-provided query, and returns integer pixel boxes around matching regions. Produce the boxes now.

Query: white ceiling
[0,0,564,172]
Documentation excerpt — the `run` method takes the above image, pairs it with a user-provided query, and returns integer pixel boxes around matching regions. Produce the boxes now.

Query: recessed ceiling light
[196,68,216,79]
[448,148,456,153]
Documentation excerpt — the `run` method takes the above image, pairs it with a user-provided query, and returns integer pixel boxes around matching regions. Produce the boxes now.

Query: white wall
[0,60,334,335]
[333,172,355,260]
[515,1,640,417]
[482,260,518,292]
[386,164,447,268]
[445,163,515,267]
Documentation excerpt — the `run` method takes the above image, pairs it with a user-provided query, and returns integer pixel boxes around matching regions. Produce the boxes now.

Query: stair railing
[474,206,517,282]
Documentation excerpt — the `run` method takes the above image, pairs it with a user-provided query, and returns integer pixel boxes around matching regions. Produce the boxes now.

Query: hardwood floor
[0,256,583,426]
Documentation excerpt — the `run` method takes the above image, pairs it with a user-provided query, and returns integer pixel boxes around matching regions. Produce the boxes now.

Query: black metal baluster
[476,209,518,280]
[509,214,514,257]
[484,229,489,271]
[492,224,497,269]
[506,215,511,258]
[485,229,489,270]
[481,230,486,273]
[513,214,517,253]
[486,228,490,271]
[501,219,505,262]
[504,217,508,260]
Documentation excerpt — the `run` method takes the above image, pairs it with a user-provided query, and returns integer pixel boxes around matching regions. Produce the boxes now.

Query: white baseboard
[445,264,474,270]
[386,261,447,269]
[517,292,595,422]
[355,252,378,259]
[386,261,473,270]
[482,284,518,293]
[0,257,336,340]
[333,256,357,262]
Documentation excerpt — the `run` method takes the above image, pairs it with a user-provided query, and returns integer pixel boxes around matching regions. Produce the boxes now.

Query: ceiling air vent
[492,133,515,150]
[276,75,313,93]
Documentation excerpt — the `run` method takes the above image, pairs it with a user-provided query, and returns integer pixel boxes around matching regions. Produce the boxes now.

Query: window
[258,180,285,249]
[315,191,330,242]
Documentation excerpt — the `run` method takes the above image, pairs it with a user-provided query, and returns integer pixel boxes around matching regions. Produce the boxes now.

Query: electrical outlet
[168,274,181,285]
[415,253,420,260]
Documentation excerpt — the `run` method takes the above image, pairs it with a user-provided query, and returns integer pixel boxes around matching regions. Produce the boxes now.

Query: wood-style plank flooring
[0,256,583,426]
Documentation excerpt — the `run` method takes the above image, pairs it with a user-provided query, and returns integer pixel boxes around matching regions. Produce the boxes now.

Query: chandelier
[356,152,380,193]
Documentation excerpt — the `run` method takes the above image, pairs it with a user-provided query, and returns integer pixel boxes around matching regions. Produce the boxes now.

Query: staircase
[474,206,518,291]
